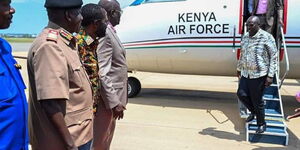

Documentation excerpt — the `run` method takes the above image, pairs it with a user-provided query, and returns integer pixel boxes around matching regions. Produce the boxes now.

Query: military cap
[44,0,83,9]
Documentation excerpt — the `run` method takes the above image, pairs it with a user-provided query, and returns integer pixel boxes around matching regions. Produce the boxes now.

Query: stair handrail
[279,26,289,89]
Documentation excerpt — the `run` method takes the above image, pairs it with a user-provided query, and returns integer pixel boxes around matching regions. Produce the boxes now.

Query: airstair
[238,27,290,145]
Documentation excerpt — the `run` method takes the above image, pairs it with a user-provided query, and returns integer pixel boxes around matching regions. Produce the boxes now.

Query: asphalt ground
[12,50,300,150]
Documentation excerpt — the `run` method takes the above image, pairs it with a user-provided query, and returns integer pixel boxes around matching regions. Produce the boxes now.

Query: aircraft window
[145,0,186,3]
[130,0,186,6]
[130,0,145,6]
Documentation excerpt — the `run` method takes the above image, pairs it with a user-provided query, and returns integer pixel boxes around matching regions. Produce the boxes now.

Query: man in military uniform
[0,0,29,149]
[27,0,93,150]
[93,0,128,149]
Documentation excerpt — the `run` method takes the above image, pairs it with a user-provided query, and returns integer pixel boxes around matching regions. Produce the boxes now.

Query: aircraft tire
[128,77,141,98]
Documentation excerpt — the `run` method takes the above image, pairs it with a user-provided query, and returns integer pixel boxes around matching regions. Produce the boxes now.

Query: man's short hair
[81,3,105,27]
[98,0,120,13]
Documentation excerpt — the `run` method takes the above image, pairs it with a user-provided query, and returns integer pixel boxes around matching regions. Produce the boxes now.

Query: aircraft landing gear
[128,77,141,98]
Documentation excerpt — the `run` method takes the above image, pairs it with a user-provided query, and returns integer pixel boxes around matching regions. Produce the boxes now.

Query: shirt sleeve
[33,42,69,101]
[266,35,278,78]
[237,54,242,71]
[237,40,244,72]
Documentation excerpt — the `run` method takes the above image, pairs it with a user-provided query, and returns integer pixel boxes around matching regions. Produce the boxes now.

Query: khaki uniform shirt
[27,22,93,150]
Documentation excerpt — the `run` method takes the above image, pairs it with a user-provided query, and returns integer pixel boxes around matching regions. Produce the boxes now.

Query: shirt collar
[108,22,116,33]
[60,28,75,46]
[247,29,262,39]
[47,21,61,30]
[47,21,76,46]
[0,38,4,53]
[77,28,95,46]
[252,29,262,38]
[0,38,11,54]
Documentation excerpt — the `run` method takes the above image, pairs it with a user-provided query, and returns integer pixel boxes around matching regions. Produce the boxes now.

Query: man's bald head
[99,0,120,12]
[247,16,260,26]
[98,0,121,26]
[246,16,261,36]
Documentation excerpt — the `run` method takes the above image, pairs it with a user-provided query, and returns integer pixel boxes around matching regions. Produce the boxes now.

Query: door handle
[179,50,187,53]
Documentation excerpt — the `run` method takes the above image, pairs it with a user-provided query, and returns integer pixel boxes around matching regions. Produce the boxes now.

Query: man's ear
[92,22,98,31]
[65,10,72,22]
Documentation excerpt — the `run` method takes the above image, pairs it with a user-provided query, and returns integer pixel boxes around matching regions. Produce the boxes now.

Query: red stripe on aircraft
[239,0,243,34]
[286,41,300,44]
[283,0,288,33]
[124,41,241,47]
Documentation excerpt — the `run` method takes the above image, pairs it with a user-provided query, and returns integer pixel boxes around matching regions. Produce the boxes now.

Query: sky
[2,0,135,34]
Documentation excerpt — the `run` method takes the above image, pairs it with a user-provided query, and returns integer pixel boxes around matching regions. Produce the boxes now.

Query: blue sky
[2,0,134,34]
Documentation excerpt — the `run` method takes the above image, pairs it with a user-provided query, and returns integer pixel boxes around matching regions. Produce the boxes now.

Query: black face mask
[96,21,107,38]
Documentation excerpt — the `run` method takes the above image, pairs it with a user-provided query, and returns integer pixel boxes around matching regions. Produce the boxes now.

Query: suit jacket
[252,0,283,26]
[97,24,128,109]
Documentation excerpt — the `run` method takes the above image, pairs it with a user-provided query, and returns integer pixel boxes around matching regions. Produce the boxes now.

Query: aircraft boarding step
[238,74,289,145]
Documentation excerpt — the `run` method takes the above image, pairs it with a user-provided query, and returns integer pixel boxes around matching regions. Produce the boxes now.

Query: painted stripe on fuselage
[122,36,241,44]
[126,45,235,49]
[123,37,300,49]
[125,45,300,49]
[124,40,241,47]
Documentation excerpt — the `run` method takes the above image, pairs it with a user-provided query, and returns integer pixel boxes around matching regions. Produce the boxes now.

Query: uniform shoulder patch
[46,30,59,42]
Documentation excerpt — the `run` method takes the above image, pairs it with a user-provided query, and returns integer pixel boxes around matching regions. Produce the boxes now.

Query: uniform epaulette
[60,29,73,41]
[46,30,59,42]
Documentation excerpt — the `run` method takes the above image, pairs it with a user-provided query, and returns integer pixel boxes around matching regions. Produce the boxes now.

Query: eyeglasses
[114,9,123,15]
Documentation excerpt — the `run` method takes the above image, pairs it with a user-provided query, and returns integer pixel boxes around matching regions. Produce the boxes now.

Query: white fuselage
[117,0,300,79]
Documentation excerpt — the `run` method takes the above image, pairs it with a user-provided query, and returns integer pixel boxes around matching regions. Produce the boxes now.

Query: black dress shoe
[256,123,266,134]
[245,114,255,122]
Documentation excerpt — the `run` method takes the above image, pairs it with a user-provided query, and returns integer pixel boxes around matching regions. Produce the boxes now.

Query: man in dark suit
[251,0,283,35]
[93,0,128,149]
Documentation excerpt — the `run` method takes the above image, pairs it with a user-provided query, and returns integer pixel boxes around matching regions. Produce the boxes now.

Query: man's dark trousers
[237,76,267,125]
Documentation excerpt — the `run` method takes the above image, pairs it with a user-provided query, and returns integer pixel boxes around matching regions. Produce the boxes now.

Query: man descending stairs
[237,16,289,145]
[244,75,289,145]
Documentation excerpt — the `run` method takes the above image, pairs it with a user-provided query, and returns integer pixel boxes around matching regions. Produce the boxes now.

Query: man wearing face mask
[93,0,128,149]
[0,0,29,149]
[76,3,108,147]
[237,16,278,134]
[27,0,93,150]
[77,3,107,107]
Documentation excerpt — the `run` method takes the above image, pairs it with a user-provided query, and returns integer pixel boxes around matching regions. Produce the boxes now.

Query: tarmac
[13,50,300,150]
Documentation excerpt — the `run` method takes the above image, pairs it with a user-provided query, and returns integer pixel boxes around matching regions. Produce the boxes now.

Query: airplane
[116,0,300,97]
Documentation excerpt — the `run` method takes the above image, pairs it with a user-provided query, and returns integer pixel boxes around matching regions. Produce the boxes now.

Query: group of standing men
[0,0,288,149]
[0,0,127,149]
